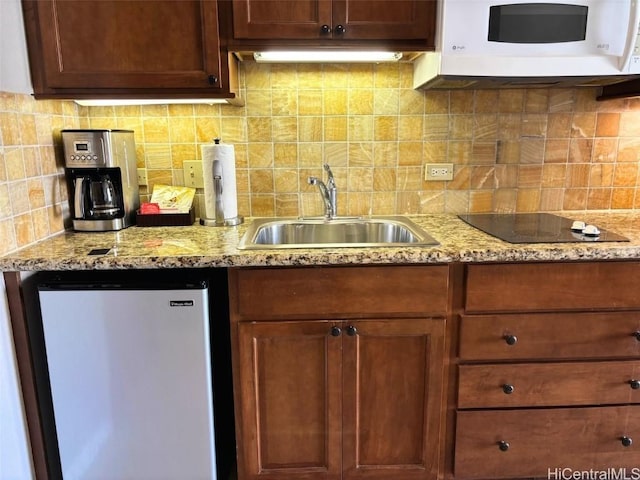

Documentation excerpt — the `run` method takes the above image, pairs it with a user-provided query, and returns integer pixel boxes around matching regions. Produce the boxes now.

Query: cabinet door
[232,0,333,39]
[335,0,436,41]
[342,318,445,480]
[232,0,435,42]
[24,0,223,90]
[237,321,342,480]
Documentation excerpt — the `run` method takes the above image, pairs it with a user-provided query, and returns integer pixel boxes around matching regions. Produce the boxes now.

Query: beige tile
[143,117,170,143]
[613,163,638,187]
[424,91,449,114]
[348,90,374,115]
[568,139,593,163]
[245,90,272,117]
[373,168,397,191]
[324,90,348,115]
[346,192,372,216]
[399,90,425,115]
[247,117,272,142]
[542,164,567,188]
[324,117,347,142]
[497,141,521,164]
[539,188,564,211]
[371,191,397,214]
[448,166,470,190]
[565,164,590,188]
[323,64,349,88]
[519,139,545,164]
[297,144,323,167]
[447,141,472,165]
[398,142,423,167]
[0,218,17,255]
[347,143,373,167]
[374,116,397,141]
[374,64,400,88]
[373,142,398,167]
[275,194,299,216]
[516,189,541,212]
[5,148,25,181]
[250,194,275,216]
[14,212,34,248]
[348,64,374,88]
[347,167,373,192]
[521,114,547,137]
[249,169,274,193]
[469,190,494,213]
[586,188,612,209]
[298,117,323,142]
[274,169,298,193]
[472,142,498,164]
[562,188,588,210]
[424,141,447,164]
[473,115,498,141]
[619,111,640,136]
[613,188,635,209]
[348,116,374,142]
[424,115,449,140]
[398,116,423,141]
[32,207,50,241]
[195,117,222,143]
[548,89,575,113]
[596,113,620,137]
[518,165,543,188]
[272,90,298,116]
[247,143,274,168]
[272,117,298,142]
[544,140,569,163]
[475,91,499,113]
[274,143,298,168]
[449,115,474,140]
[1,112,21,146]
[571,113,596,138]
[524,90,549,113]
[28,178,46,209]
[593,138,619,163]
[495,165,518,188]
[470,166,495,189]
[298,90,323,115]
[498,90,525,113]
[497,114,521,140]
[9,180,29,215]
[169,117,196,143]
[450,91,474,114]
[589,163,614,187]
[444,190,469,213]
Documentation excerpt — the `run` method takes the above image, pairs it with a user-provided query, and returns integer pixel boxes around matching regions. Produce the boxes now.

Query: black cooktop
[458,213,630,244]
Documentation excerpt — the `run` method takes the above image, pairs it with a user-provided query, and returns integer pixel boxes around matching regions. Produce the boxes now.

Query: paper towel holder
[200,138,244,227]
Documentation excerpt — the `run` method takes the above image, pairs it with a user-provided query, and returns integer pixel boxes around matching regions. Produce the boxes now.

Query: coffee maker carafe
[62,130,139,232]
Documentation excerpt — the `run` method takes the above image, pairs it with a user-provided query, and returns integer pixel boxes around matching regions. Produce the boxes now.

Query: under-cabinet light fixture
[253,51,403,63]
[74,98,236,107]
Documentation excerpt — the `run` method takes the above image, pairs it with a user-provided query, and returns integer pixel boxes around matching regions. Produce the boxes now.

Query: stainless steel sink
[237,216,439,249]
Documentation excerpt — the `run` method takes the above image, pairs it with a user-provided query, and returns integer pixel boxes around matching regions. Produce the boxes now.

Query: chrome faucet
[308,164,338,219]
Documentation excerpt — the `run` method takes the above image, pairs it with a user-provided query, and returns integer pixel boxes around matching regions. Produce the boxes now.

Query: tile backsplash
[84,62,640,219]
[3,61,640,253]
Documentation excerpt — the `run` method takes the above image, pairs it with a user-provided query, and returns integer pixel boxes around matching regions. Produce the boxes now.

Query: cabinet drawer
[230,265,449,320]
[466,262,640,313]
[459,312,640,360]
[458,361,640,408]
[455,406,640,479]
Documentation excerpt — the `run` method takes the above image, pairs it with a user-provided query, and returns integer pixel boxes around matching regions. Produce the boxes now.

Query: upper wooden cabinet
[21,0,240,100]
[230,0,436,47]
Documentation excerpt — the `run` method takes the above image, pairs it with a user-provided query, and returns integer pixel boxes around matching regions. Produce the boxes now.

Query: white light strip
[253,51,403,63]
[74,98,231,106]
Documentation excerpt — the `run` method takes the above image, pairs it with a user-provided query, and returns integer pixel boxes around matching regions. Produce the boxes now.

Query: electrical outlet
[137,168,148,186]
[425,163,454,181]
[183,161,204,188]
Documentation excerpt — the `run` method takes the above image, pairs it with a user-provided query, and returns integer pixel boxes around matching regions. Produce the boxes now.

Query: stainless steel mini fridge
[37,280,218,479]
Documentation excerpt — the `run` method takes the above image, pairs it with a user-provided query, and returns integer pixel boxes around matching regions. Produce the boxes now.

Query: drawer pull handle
[503,334,518,346]
[630,380,640,390]
[321,24,331,34]
[502,384,515,394]
[335,24,346,34]
[634,331,640,341]
[330,326,342,337]
[622,436,633,447]
[346,325,358,336]
[498,440,510,451]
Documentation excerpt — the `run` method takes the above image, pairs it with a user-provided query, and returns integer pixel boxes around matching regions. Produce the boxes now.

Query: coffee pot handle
[74,177,88,219]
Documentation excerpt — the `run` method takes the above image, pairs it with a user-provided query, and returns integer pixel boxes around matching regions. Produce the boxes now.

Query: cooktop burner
[458,213,630,244]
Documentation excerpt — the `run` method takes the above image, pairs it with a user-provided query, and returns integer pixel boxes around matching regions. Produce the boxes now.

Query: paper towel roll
[201,142,238,221]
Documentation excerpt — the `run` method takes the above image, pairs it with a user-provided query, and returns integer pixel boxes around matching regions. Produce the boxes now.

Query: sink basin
[237,216,439,249]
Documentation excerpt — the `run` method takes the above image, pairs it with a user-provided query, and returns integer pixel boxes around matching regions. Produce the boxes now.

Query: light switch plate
[137,168,148,186]
[183,161,204,188]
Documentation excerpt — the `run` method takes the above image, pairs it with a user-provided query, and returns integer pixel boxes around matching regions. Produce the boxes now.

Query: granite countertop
[3,211,640,271]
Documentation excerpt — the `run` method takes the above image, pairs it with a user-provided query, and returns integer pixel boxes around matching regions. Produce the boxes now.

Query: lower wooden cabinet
[236,318,445,480]
[455,407,640,479]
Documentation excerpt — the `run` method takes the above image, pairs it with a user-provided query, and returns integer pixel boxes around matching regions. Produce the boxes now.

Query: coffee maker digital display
[62,130,140,232]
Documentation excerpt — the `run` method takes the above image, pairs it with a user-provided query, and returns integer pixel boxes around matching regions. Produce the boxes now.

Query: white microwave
[413,0,640,89]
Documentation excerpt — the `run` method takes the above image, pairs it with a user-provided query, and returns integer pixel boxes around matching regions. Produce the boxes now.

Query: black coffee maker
[62,129,139,231]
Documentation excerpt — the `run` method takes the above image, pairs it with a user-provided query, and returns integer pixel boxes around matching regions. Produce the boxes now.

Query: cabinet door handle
[330,326,342,337]
[503,334,518,346]
[630,380,640,390]
[502,384,515,394]
[320,24,331,34]
[334,24,346,34]
[498,440,510,451]
[208,75,218,85]
[622,436,633,447]
[634,331,640,341]
[346,325,357,336]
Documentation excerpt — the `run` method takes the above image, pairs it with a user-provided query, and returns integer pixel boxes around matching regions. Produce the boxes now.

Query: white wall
[0,0,33,94]
[0,275,34,480]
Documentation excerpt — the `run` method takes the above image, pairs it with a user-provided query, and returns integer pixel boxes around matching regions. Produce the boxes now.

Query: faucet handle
[323,164,336,189]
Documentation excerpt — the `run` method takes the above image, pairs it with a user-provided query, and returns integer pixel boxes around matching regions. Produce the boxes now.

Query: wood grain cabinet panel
[229,266,448,480]
[466,262,640,313]
[459,312,640,361]
[231,0,436,44]
[22,0,235,97]
[232,265,449,320]
[458,361,640,409]
[455,407,640,479]
[456,261,640,479]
